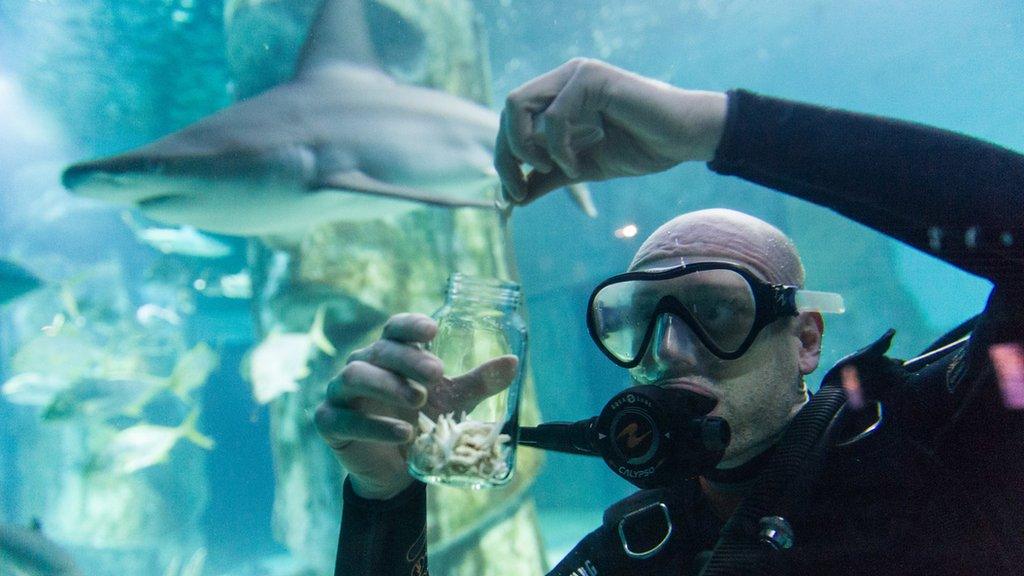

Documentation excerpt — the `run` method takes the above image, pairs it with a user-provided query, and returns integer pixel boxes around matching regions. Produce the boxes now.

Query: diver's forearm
[335,477,428,575]
[709,89,1024,285]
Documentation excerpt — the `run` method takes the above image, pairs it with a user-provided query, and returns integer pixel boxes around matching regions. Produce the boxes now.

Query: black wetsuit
[334,90,1024,576]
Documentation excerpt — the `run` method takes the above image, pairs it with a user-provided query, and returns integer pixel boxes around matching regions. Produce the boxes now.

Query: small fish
[0,522,82,576]
[93,408,214,475]
[0,257,43,306]
[123,212,233,258]
[4,336,216,421]
[248,334,313,404]
[136,303,182,326]
[10,330,108,383]
[37,343,218,421]
[2,331,118,408]
[216,270,252,299]
[249,306,336,404]
[1,372,70,408]
[166,342,219,401]
[41,377,162,421]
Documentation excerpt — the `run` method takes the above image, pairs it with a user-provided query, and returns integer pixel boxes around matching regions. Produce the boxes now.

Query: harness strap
[699,329,905,575]
[698,385,847,576]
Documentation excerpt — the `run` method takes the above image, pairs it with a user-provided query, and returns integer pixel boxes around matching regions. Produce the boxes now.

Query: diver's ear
[795,311,823,375]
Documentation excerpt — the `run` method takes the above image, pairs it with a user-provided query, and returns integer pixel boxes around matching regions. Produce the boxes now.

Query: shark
[0,522,82,576]
[60,0,595,236]
[0,257,43,306]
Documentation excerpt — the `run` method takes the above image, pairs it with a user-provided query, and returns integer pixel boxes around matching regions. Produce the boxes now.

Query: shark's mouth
[61,156,173,203]
[137,194,183,209]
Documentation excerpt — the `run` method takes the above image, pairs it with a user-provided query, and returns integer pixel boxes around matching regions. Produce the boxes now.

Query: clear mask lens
[591,268,757,363]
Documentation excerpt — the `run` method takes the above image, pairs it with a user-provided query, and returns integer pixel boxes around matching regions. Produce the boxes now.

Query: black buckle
[617,501,673,559]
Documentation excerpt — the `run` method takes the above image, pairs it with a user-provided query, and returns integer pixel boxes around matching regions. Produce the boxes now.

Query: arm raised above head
[495,58,727,204]
[708,89,1024,286]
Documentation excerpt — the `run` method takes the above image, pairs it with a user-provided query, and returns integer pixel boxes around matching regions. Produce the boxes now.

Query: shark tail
[179,408,215,450]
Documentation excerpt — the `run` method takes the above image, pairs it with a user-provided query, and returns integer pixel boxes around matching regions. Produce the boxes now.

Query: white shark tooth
[417,411,435,434]
[410,411,511,480]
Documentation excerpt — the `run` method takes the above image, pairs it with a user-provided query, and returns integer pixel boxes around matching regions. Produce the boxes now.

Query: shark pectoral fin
[567,183,598,218]
[317,170,497,210]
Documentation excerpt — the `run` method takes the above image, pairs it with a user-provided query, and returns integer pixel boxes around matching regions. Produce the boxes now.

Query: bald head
[630,208,804,287]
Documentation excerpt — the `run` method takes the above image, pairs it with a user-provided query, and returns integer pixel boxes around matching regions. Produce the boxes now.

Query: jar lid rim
[448,273,521,290]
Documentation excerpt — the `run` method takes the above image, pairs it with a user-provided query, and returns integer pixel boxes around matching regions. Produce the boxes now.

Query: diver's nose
[649,313,701,371]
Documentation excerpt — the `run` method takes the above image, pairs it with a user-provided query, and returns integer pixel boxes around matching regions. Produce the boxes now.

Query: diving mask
[587,262,845,364]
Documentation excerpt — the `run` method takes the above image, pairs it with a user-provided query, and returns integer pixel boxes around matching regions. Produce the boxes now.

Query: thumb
[448,355,519,409]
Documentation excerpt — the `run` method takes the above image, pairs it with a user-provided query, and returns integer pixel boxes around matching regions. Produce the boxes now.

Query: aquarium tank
[0,0,1018,574]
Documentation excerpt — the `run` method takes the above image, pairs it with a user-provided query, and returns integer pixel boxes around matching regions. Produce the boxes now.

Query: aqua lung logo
[610,408,658,464]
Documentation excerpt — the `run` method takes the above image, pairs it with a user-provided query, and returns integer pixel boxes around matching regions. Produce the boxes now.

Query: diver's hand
[496,58,727,204]
[314,313,517,500]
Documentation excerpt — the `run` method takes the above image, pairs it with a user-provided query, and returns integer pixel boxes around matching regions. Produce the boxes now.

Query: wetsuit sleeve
[335,477,428,576]
[708,89,1023,286]
[707,90,1024,443]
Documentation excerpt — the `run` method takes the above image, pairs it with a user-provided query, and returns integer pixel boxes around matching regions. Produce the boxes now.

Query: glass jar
[407,273,527,489]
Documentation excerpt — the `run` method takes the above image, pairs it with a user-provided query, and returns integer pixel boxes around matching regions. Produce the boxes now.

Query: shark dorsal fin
[295,0,380,77]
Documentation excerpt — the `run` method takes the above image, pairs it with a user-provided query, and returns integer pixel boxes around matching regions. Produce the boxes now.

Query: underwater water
[0,0,1020,574]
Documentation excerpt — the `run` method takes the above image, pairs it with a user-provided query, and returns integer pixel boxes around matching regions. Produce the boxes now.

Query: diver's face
[630,256,809,468]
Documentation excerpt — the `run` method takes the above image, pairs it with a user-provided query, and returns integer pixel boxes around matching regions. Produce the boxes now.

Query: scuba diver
[315,58,1024,575]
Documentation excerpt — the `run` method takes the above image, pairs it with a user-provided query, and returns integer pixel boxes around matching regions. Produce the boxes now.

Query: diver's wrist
[677,89,728,162]
[348,474,415,501]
